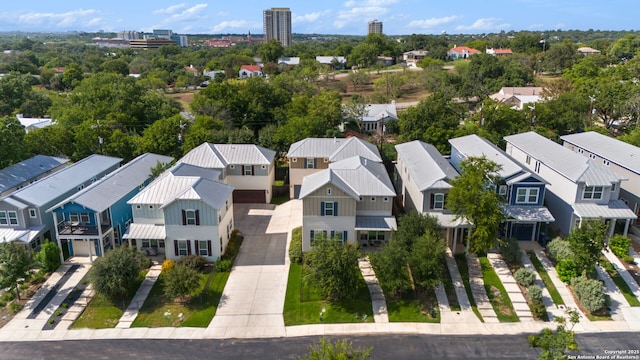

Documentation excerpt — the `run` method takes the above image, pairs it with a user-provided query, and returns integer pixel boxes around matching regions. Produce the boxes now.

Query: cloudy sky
[0,0,635,35]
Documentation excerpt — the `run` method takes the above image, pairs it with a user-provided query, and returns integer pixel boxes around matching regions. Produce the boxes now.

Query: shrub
[547,237,573,262]
[222,230,243,261]
[571,275,606,313]
[2,291,16,302]
[139,255,153,269]
[215,259,232,273]
[556,259,580,283]
[622,255,635,264]
[162,259,176,273]
[163,263,201,302]
[608,235,630,259]
[34,240,62,273]
[500,237,522,263]
[178,254,207,271]
[54,310,63,317]
[48,318,55,324]
[527,285,543,302]
[289,227,303,265]
[530,299,547,319]
[0,300,5,308]
[61,303,69,309]
[29,269,46,285]
[8,302,23,314]
[514,268,536,287]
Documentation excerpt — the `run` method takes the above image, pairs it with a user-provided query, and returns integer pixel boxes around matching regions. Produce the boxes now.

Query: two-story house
[47,153,173,260]
[125,163,234,261]
[561,131,640,224]
[298,156,396,251]
[504,131,636,237]
[287,137,382,199]
[178,143,275,203]
[0,155,122,250]
[0,155,69,197]
[449,134,555,242]
[395,140,469,250]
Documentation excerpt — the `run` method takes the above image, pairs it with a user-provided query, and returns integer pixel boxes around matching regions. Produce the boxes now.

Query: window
[176,240,188,256]
[197,240,210,256]
[148,205,154,209]
[534,161,541,173]
[225,200,229,211]
[291,158,297,163]
[611,183,616,192]
[322,201,338,216]
[588,153,596,160]
[185,210,196,225]
[243,165,253,176]
[383,197,389,202]
[498,185,507,196]
[583,186,603,200]
[516,188,539,204]
[0,211,7,225]
[139,183,145,190]
[218,215,222,223]
[261,164,266,169]
[323,158,329,163]
[526,155,531,165]
[7,211,18,225]
[578,148,584,154]
[310,230,328,245]
[370,197,376,202]
[77,185,84,191]
[433,193,445,209]
[359,196,363,201]
[230,164,235,169]
[327,187,332,196]
[80,213,90,224]
[91,177,97,183]
[136,205,141,209]
[305,158,315,169]
[70,213,80,224]
[603,159,610,166]
[29,209,37,218]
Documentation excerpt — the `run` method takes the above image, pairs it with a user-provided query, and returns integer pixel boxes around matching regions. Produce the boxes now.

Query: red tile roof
[240,65,262,72]
[447,46,481,54]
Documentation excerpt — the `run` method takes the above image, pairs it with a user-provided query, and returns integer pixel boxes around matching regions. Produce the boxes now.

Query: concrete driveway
[206,200,302,338]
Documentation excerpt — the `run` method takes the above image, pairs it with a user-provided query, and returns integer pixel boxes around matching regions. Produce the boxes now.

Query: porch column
[452,228,458,252]
[96,213,105,257]
[623,219,631,237]
[531,223,536,242]
[87,239,93,263]
[608,219,616,238]
[52,212,64,263]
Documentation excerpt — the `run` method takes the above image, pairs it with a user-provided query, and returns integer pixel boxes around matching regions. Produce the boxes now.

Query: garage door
[233,190,267,203]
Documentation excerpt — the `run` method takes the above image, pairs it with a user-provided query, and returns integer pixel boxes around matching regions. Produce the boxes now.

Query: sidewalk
[486,253,532,321]
[115,262,163,328]
[358,258,388,323]
[520,252,561,321]
[467,254,499,323]
[602,250,640,300]
[595,265,627,321]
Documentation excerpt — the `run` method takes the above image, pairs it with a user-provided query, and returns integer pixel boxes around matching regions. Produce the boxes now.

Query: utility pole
[588,95,596,127]
[96,119,103,155]
[177,119,186,144]
[528,104,536,129]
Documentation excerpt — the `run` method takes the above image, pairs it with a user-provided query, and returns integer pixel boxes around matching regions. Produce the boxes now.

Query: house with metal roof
[177,143,276,203]
[315,56,347,70]
[504,131,636,237]
[489,87,545,110]
[287,137,382,199]
[0,154,122,250]
[561,131,640,225]
[47,153,173,261]
[449,134,555,243]
[125,162,234,261]
[0,155,69,197]
[395,140,469,250]
[360,101,398,133]
[298,156,396,251]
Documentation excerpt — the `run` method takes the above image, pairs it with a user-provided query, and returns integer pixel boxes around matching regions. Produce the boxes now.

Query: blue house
[47,153,173,260]
[0,155,70,197]
[449,134,555,242]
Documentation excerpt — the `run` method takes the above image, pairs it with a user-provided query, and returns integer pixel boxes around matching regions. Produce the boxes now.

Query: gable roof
[278,57,300,65]
[178,143,276,169]
[449,134,529,180]
[3,154,122,207]
[0,155,69,194]
[362,102,398,123]
[447,46,480,54]
[316,56,347,65]
[396,140,458,191]
[504,132,624,185]
[298,156,395,199]
[287,137,382,162]
[561,132,640,175]
[48,153,173,213]
[240,65,261,72]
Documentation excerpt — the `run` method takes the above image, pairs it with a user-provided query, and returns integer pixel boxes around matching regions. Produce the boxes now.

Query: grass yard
[131,267,229,327]
[283,263,373,326]
[454,254,484,322]
[600,259,640,307]
[387,287,440,323]
[71,270,147,329]
[478,256,519,322]
[527,252,565,306]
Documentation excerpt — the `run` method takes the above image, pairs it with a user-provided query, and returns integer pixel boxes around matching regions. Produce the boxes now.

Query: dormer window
[583,186,603,200]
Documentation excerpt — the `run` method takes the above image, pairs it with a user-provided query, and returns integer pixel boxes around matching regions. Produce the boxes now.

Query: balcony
[57,221,111,236]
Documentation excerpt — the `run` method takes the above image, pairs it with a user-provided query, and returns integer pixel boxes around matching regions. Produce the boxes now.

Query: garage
[233,190,267,203]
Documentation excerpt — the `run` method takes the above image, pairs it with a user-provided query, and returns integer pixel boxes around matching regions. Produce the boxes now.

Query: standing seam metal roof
[395,140,458,191]
[178,143,276,169]
[287,137,382,162]
[561,131,640,175]
[0,155,69,193]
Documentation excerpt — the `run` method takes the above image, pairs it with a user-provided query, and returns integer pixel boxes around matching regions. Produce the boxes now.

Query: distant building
[577,47,601,56]
[263,8,292,47]
[368,19,383,34]
[117,31,140,40]
[129,38,178,49]
[486,48,513,56]
[403,50,429,66]
[489,87,545,110]
[16,114,53,133]
[447,45,481,60]
[146,29,188,47]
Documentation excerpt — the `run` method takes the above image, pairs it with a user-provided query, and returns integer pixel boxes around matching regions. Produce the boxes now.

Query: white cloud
[1,9,106,29]
[155,3,208,27]
[153,3,187,15]
[294,10,331,24]
[210,20,260,33]
[217,11,230,17]
[345,0,399,6]
[334,6,388,29]
[407,16,461,29]
[456,18,510,31]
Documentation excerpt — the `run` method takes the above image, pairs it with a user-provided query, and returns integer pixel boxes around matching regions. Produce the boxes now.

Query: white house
[287,137,382,199]
[299,156,396,251]
[504,131,636,237]
[360,101,398,133]
[239,65,263,78]
[561,131,640,224]
[489,87,545,110]
[178,143,276,203]
[125,163,235,261]
[447,45,481,60]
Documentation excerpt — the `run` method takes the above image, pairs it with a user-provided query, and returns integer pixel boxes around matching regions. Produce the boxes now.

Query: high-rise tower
[368,19,383,34]
[263,7,292,47]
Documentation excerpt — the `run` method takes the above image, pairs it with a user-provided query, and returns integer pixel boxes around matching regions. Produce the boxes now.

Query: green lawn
[478,256,519,323]
[527,252,565,306]
[387,288,440,323]
[441,259,461,312]
[283,263,373,326]
[454,254,484,322]
[600,259,640,307]
[71,270,147,329]
[131,267,229,327]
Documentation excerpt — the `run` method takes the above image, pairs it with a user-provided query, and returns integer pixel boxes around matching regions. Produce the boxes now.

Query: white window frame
[611,183,616,192]
[370,197,376,202]
[77,184,84,191]
[70,213,80,224]
[525,155,531,165]
[177,240,188,256]
[498,185,507,196]
[261,164,266,169]
[185,210,197,225]
[305,158,315,169]
[230,164,235,169]
[243,165,253,176]
[324,202,334,216]
[433,193,445,210]
[80,213,90,224]
[29,208,37,218]
[198,240,209,256]
[291,158,297,163]
[516,188,539,204]
[383,197,389,202]
[327,187,332,196]
[603,159,610,166]
[7,211,18,225]
[0,211,7,225]
[135,205,142,209]
[583,186,603,200]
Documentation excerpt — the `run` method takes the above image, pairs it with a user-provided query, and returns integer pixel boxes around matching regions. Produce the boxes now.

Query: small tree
[0,242,33,300]
[499,237,521,263]
[300,338,373,360]
[163,263,202,303]
[370,239,412,296]
[88,246,144,303]
[529,309,580,359]
[305,239,362,301]
[35,240,61,273]
[571,275,606,313]
[408,232,447,289]
[567,220,608,274]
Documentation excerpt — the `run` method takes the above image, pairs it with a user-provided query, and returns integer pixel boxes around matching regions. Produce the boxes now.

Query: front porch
[573,200,638,237]
[355,215,397,248]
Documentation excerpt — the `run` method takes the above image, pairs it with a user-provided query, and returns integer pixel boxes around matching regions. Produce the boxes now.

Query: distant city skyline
[0,1,636,35]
